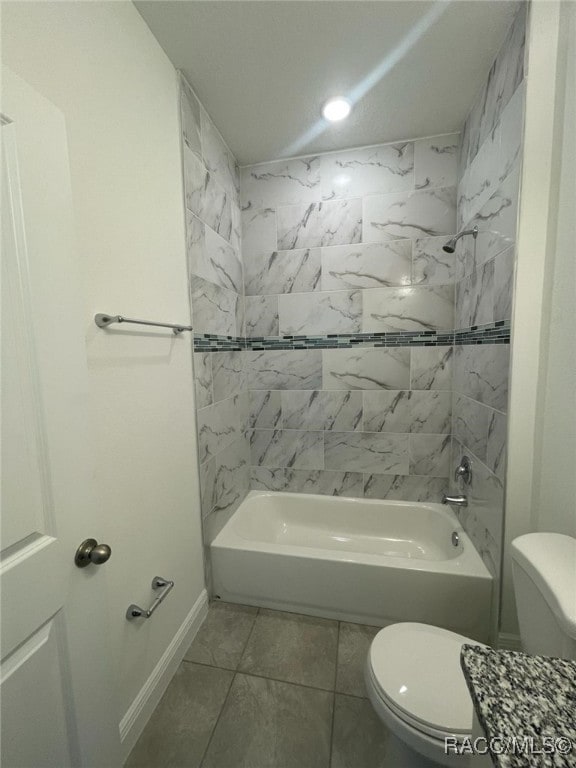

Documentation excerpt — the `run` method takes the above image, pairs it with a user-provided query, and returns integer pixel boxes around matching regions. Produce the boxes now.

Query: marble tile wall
[241,135,459,336]
[240,132,462,502]
[450,3,526,584]
[180,75,250,551]
[245,323,456,501]
[180,3,524,562]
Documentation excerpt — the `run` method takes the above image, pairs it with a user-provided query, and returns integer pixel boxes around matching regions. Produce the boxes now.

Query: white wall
[532,0,576,538]
[502,0,575,636]
[2,0,205,741]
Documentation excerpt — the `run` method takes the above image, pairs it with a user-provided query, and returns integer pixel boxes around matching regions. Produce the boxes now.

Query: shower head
[442,226,478,254]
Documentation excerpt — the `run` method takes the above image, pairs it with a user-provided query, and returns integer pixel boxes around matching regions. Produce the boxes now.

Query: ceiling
[135,1,520,166]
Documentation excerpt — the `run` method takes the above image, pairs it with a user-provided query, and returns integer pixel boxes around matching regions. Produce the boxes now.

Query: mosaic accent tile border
[453,322,511,345]
[193,320,510,352]
[193,334,246,352]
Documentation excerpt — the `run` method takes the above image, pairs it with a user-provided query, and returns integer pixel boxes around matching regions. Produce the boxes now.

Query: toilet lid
[369,623,484,736]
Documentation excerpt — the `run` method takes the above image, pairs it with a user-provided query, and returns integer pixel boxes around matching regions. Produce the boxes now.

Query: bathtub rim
[211,490,492,580]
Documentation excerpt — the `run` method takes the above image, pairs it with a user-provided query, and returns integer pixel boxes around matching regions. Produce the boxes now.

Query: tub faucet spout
[442,494,468,507]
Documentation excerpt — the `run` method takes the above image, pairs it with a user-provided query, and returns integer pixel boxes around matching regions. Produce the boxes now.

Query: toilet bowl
[366,533,576,767]
[365,622,482,767]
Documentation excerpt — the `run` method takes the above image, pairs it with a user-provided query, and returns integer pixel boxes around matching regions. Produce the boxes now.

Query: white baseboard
[497,632,523,651]
[119,589,209,763]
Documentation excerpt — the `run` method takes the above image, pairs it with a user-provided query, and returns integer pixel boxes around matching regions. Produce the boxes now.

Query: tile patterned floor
[126,602,390,768]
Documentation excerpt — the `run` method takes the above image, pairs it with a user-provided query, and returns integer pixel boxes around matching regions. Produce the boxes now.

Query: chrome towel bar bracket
[126,576,174,620]
[95,313,192,335]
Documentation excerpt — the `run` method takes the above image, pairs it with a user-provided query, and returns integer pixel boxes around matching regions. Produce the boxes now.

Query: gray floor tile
[336,622,380,697]
[331,694,390,768]
[184,601,258,670]
[202,673,333,768]
[238,609,338,690]
[125,662,233,768]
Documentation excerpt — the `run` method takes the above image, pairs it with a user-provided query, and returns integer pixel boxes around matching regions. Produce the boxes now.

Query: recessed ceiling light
[322,97,351,123]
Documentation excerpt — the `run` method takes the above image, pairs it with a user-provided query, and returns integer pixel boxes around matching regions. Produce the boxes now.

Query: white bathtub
[211,491,493,642]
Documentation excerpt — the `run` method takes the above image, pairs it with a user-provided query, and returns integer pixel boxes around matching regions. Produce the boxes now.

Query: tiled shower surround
[181,4,524,586]
[449,2,526,581]
[239,132,464,502]
[179,76,250,551]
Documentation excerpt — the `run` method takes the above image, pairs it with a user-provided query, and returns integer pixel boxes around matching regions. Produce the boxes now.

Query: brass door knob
[75,538,112,568]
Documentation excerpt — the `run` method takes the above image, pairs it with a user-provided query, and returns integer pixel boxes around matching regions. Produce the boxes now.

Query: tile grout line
[185,657,363,698]
[333,621,341,692]
[195,607,263,768]
[198,669,237,768]
[235,605,261,673]
[185,606,374,699]
[328,621,342,768]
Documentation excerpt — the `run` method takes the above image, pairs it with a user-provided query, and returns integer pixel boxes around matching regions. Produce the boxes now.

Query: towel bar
[126,576,174,620]
[95,313,192,335]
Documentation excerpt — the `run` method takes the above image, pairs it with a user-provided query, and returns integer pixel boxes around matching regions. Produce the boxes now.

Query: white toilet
[365,533,576,767]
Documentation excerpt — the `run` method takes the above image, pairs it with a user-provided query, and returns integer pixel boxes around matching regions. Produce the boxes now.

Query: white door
[1,67,121,767]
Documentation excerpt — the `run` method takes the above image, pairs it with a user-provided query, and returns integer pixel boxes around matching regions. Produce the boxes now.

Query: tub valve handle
[454,456,472,485]
[442,494,468,507]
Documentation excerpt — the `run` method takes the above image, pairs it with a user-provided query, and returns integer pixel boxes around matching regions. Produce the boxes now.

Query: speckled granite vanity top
[460,646,576,767]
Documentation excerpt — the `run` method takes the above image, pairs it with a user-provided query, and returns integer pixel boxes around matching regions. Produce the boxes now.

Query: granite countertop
[461,645,576,767]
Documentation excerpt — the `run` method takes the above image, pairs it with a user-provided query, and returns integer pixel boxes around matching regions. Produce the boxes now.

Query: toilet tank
[511,533,576,659]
